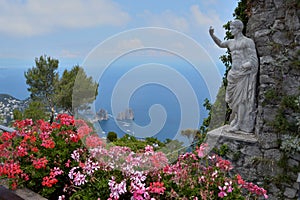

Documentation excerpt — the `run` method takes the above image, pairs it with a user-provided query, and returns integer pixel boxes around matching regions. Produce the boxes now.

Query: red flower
[17,145,28,157]
[41,139,55,149]
[148,182,166,194]
[56,114,75,125]
[0,162,23,179]
[11,181,18,190]
[216,157,233,171]
[237,174,245,185]
[42,176,58,187]
[31,147,39,153]
[32,157,48,169]
[0,131,16,141]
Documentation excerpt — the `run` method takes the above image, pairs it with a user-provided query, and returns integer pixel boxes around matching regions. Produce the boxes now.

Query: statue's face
[230,24,240,36]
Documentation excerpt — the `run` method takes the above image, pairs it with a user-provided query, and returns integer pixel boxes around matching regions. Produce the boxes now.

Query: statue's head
[230,19,244,32]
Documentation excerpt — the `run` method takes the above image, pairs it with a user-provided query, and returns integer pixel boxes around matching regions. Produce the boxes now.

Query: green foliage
[71,67,99,114]
[198,86,227,136]
[145,137,165,149]
[12,109,23,121]
[56,66,98,115]
[272,95,300,134]
[112,134,184,163]
[113,134,146,152]
[213,144,229,156]
[280,134,300,153]
[233,0,250,34]
[107,131,118,142]
[264,89,280,101]
[23,101,49,121]
[70,170,111,200]
[292,58,300,69]
[25,55,59,119]
[233,151,242,161]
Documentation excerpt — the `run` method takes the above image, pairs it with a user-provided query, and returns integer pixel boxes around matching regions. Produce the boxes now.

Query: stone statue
[209,19,258,133]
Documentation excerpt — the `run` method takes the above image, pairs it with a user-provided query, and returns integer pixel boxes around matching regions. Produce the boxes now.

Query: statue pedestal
[207,125,258,143]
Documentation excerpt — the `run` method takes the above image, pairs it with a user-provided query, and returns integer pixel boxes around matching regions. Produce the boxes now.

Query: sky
[0,0,239,99]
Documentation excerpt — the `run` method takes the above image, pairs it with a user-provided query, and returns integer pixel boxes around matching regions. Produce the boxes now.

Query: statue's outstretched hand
[209,26,214,36]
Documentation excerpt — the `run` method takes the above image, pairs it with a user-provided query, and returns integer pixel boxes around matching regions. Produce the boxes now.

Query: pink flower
[218,186,227,198]
[73,171,87,186]
[145,145,154,153]
[108,176,127,199]
[65,159,71,167]
[225,181,233,193]
[58,195,65,200]
[195,143,208,158]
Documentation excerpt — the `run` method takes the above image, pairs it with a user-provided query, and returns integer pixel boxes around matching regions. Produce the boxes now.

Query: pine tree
[24,55,59,123]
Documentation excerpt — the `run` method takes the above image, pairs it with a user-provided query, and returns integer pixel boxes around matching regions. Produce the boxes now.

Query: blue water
[0,56,217,143]
[93,54,212,142]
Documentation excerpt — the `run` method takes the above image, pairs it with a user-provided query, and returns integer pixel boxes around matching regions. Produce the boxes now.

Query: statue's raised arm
[209,19,259,133]
[209,26,228,48]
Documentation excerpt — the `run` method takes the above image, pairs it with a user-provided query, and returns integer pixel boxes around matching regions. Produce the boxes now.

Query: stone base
[206,125,300,200]
[207,125,258,143]
[206,125,261,182]
[0,180,47,200]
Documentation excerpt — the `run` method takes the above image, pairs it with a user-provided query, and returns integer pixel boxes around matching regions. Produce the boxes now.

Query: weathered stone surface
[0,180,47,200]
[258,132,279,149]
[207,125,258,143]
[284,187,297,199]
[272,31,293,45]
[260,74,275,84]
[241,145,262,157]
[293,152,300,162]
[287,158,299,168]
[271,19,285,30]
[0,186,24,200]
[273,0,284,8]
[264,149,282,161]
[293,182,299,190]
[262,107,278,123]
[285,9,300,30]
[259,55,274,64]
[254,29,271,38]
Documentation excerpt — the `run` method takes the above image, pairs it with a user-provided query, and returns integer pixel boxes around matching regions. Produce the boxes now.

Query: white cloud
[190,5,222,27]
[0,0,130,37]
[140,10,189,33]
[190,5,228,37]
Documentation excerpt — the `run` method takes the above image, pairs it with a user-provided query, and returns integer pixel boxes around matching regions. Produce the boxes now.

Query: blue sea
[1,56,222,144]
[86,53,221,143]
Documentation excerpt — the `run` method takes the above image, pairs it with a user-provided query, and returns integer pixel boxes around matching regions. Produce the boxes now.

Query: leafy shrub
[107,131,117,142]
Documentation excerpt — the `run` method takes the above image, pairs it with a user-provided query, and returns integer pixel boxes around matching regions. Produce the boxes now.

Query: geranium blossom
[218,186,228,198]
[147,182,166,194]
[108,176,127,200]
[32,157,48,169]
